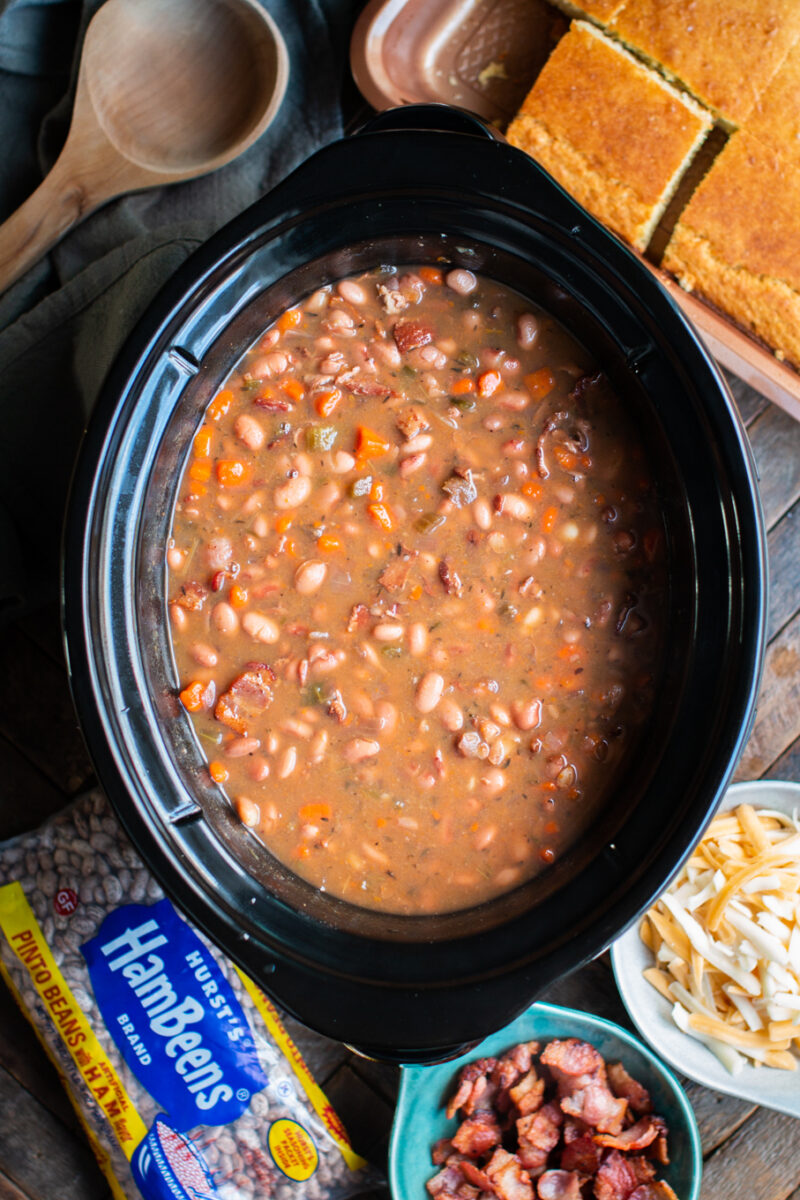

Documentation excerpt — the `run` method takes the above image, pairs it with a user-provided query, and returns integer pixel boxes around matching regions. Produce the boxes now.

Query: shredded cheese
[640,803,800,1072]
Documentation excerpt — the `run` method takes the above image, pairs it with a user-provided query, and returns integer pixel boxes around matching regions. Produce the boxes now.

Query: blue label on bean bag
[81,898,267,1129]
[131,1115,219,1200]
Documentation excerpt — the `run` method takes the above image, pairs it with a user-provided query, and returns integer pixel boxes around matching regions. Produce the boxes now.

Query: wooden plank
[723,371,769,427]
[700,1108,800,1200]
[0,1063,107,1200]
[747,405,800,531]
[0,984,82,1136]
[0,733,68,840]
[323,1062,394,1163]
[766,502,800,641]
[0,629,93,800]
[682,1082,756,1157]
[0,1167,35,1200]
[735,612,800,779]
[765,734,800,782]
[346,1054,399,1108]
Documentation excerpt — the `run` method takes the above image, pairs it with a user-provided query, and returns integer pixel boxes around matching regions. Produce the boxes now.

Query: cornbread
[663,132,800,368]
[745,42,800,163]
[612,0,800,127]
[506,21,713,251]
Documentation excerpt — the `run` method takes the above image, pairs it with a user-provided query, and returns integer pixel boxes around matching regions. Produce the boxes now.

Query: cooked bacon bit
[446,1058,498,1120]
[460,1160,493,1191]
[442,470,478,508]
[510,1068,545,1117]
[517,1102,563,1174]
[540,1040,604,1079]
[326,689,347,723]
[629,1183,678,1200]
[606,1063,651,1117]
[519,576,543,599]
[210,565,239,592]
[214,664,275,735]
[396,404,430,440]
[560,1078,628,1135]
[346,603,370,633]
[378,553,417,593]
[254,393,292,412]
[629,1157,657,1185]
[426,1164,466,1197]
[394,318,434,354]
[485,1147,535,1200]
[593,1149,641,1200]
[174,580,208,611]
[537,1169,583,1200]
[378,282,407,314]
[451,1112,502,1158]
[559,1133,600,1175]
[336,367,393,397]
[431,1139,455,1166]
[648,1129,669,1166]
[456,731,488,760]
[535,411,568,480]
[594,1116,663,1154]
[439,556,464,597]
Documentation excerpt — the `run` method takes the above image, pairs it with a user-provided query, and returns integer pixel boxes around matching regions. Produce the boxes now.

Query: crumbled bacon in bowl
[426,1038,678,1200]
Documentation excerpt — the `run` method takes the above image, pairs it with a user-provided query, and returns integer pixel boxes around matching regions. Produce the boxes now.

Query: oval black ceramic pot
[63,106,766,1063]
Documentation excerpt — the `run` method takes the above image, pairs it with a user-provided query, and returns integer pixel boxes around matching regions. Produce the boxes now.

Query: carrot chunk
[275,514,293,534]
[542,505,558,533]
[299,802,332,823]
[317,533,344,553]
[418,266,443,284]
[477,369,502,398]
[207,389,234,421]
[524,368,555,399]
[209,761,229,784]
[451,377,476,395]
[282,378,305,403]
[193,426,212,458]
[315,387,341,417]
[216,460,250,487]
[229,584,248,608]
[370,479,386,503]
[189,461,211,482]
[522,480,543,500]
[367,502,394,531]
[180,681,207,712]
[355,426,391,459]
[277,307,302,333]
[553,445,578,471]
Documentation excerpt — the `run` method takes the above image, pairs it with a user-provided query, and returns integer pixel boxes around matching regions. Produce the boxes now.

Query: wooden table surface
[1,370,799,1200]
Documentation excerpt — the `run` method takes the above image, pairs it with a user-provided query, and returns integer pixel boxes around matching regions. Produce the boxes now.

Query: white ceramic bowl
[611,779,800,1118]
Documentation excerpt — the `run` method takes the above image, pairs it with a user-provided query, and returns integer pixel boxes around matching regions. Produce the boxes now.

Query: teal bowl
[389,1001,701,1200]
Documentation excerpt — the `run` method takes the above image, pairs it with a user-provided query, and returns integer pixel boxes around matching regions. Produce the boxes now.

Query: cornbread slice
[744,42,800,163]
[612,0,800,128]
[506,21,713,251]
[663,132,800,368]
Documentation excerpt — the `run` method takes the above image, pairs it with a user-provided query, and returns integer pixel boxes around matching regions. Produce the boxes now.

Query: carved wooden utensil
[0,0,288,293]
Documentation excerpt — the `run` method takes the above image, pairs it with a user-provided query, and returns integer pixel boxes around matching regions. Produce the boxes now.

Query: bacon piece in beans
[629,1183,678,1200]
[451,1111,502,1157]
[485,1147,535,1200]
[594,1116,664,1154]
[173,581,208,611]
[517,1102,563,1174]
[607,1063,652,1116]
[377,282,407,314]
[446,1058,498,1120]
[393,318,434,354]
[560,1133,601,1175]
[346,603,370,633]
[215,664,275,735]
[537,1169,584,1200]
[326,690,347,723]
[396,405,430,440]
[378,553,417,593]
[593,1149,641,1200]
[439,556,464,598]
[442,470,478,507]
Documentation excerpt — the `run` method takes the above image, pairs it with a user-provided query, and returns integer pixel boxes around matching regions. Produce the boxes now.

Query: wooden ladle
[0,0,289,293]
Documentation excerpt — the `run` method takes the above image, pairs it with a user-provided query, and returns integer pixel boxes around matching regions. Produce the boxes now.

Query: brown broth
[167,265,666,915]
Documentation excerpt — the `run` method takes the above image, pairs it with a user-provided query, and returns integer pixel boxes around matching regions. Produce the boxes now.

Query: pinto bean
[399,452,427,477]
[170,603,188,632]
[242,611,280,643]
[495,493,532,520]
[205,536,233,570]
[446,268,477,295]
[248,756,270,781]
[374,700,398,735]
[234,414,265,451]
[480,767,507,794]
[402,432,433,455]
[472,498,492,530]
[212,601,239,634]
[277,746,297,778]
[309,729,329,763]
[418,344,448,369]
[408,622,428,657]
[517,312,539,349]
[305,287,330,312]
[498,390,529,411]
[274,474,311,509]
[295,560,327,594]
[235,796,261,826]
[438,697,464,732]
[167,546,185,571]
[330,450,356,473]
[511,698,542,730]
[325,308,355,331]
[343,738,380,763]
[226,737,261,757]
[190,642,218,667]
[415,672,444,713]
[337,279,368,305]
[373,622,404,641]
[474,824,497,851]
[372,339,402,367]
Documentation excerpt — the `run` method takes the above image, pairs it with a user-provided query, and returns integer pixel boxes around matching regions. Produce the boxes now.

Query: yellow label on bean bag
[268,1117,319,1181]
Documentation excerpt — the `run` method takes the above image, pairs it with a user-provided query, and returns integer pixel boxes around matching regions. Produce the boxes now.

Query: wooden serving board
[350,0,800,423]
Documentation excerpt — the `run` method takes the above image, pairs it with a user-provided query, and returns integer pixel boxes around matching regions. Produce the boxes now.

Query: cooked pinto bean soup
[167,264,666,915]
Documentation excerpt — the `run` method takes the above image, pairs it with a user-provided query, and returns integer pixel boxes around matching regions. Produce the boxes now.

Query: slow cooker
[63,106,766,1062]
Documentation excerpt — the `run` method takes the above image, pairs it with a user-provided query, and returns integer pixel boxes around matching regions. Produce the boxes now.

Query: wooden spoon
[0,0,289,293]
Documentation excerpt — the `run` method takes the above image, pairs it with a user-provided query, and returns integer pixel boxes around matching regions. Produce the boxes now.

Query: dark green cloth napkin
[0,0,359,624]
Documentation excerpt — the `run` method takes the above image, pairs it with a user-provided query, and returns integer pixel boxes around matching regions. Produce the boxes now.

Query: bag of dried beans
[0,791,382,1200]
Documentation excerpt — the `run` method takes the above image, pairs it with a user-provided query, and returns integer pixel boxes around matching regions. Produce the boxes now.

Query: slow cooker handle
[355,102,503,142]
